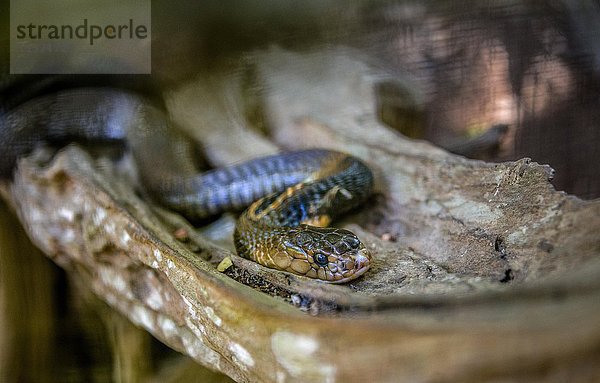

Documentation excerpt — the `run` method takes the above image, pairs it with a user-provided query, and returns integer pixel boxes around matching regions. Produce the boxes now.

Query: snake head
[281,227,372,283]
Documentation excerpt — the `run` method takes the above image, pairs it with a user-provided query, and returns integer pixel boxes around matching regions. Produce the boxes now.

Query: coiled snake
[0,88,374,283]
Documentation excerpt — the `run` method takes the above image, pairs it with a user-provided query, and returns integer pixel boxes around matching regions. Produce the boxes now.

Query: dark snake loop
[0,88,374,283]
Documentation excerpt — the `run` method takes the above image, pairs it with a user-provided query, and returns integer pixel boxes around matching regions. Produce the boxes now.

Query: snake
[0,87,374,283]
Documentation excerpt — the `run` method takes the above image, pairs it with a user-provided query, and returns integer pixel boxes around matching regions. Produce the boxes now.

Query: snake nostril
[355,253,370,270]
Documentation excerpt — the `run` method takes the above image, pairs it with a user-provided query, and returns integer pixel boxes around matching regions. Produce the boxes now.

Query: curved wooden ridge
[1,48,599,382]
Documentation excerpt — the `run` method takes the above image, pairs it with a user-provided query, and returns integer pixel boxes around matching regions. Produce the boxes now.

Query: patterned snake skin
[0,88,374,283]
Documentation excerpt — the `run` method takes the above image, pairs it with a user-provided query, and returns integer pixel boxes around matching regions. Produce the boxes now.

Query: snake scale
[0,87,374,283]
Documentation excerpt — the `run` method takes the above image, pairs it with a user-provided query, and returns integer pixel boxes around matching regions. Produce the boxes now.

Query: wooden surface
[1,48,599,382]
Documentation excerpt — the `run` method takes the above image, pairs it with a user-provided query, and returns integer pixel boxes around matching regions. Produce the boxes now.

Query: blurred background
[1,1,599,382]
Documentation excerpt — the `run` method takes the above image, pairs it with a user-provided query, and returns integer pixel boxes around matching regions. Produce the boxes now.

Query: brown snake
[0,87,374,283]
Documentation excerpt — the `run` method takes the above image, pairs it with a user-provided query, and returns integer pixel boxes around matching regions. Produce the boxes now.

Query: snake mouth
[329,248,371,284]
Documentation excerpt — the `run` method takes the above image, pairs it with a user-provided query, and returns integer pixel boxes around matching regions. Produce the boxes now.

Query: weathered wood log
[1,48,599,382]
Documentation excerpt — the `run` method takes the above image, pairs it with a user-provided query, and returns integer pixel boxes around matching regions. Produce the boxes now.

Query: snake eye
[313,253,329,267]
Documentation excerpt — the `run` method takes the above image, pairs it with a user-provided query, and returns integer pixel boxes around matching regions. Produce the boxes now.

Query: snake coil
[0,87,374,283]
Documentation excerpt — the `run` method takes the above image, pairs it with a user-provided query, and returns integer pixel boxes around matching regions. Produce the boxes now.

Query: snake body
[0,87,373,283]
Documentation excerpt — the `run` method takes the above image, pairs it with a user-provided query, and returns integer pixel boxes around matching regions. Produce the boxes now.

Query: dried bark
[1,48,599,382]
